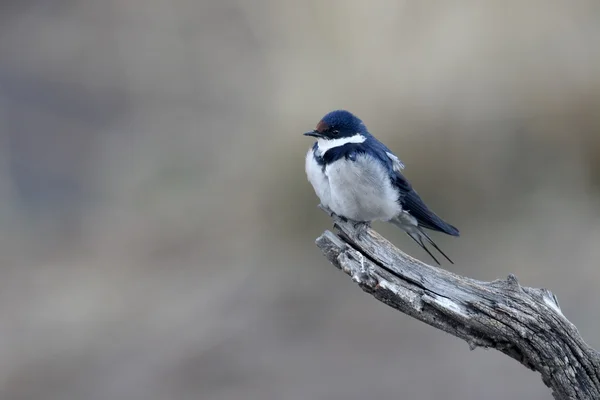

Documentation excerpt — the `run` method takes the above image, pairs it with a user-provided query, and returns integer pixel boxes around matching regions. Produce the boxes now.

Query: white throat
[316,134,366,156]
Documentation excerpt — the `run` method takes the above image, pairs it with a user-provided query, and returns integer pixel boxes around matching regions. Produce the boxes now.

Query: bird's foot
[353,221,371,240]
[319,204,349,222]
[319,204,333,216]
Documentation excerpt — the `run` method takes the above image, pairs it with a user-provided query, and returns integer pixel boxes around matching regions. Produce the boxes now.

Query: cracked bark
[314,209,600,400]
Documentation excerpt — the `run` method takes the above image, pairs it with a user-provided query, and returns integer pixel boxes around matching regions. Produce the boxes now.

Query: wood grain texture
[314,209,600,400]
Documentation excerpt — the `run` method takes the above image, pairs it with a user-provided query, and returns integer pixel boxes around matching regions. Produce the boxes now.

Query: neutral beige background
[1,1,599,399]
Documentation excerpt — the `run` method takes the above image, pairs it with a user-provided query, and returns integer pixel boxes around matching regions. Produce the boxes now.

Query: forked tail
[390,217,455,265]
[405,227,454,265]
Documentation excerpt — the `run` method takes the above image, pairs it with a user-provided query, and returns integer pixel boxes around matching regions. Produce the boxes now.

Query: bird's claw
[353,221,371,240]
[319,204,334,217]
[319,204,349,222]
[319,205,368,236]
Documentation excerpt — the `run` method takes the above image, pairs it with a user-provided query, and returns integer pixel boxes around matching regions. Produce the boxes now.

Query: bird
[304,110,459,265]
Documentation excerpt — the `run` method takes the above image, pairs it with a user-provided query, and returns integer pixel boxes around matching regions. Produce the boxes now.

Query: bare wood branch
[314,209,600,400]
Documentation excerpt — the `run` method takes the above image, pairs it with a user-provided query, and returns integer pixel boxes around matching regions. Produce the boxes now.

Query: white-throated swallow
[304,110,459,265]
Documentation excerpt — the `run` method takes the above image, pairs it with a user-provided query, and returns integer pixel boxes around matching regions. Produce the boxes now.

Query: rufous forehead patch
[315,120,329,133]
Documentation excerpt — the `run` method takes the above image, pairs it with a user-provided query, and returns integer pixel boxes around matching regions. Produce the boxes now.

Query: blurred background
[0,1,599,399]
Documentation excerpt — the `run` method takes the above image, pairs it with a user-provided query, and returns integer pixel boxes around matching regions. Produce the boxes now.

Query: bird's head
[304,110,367,140]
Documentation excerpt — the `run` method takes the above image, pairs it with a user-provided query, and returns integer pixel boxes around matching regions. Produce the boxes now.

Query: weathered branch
[314,209,600,400]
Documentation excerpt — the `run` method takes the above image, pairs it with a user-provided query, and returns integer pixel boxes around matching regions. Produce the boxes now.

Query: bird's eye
[331,130,340,135]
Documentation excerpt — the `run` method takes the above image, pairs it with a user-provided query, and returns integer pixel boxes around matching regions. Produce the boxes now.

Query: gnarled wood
[314,210,600,400]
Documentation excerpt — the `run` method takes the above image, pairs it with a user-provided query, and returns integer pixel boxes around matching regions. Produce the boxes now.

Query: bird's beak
[304,130,322,138]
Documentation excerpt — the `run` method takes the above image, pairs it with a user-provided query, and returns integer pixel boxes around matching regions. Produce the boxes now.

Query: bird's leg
[319,204,349,222]
[318,204,368,237]
[352,221,371,240]
[319,204,334,217]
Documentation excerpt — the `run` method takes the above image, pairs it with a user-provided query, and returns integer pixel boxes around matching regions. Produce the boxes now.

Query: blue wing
[373,140,460,237]
[400,187,459,236]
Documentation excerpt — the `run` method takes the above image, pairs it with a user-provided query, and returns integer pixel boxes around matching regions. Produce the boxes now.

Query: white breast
[305,148,331,208]
[305,133,367,209]
[325,153,402,222]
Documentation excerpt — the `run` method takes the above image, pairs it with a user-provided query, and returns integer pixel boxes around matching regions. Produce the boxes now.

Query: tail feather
[391,216,455,265]
[406,231,441,265]
[417,227,454,264]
